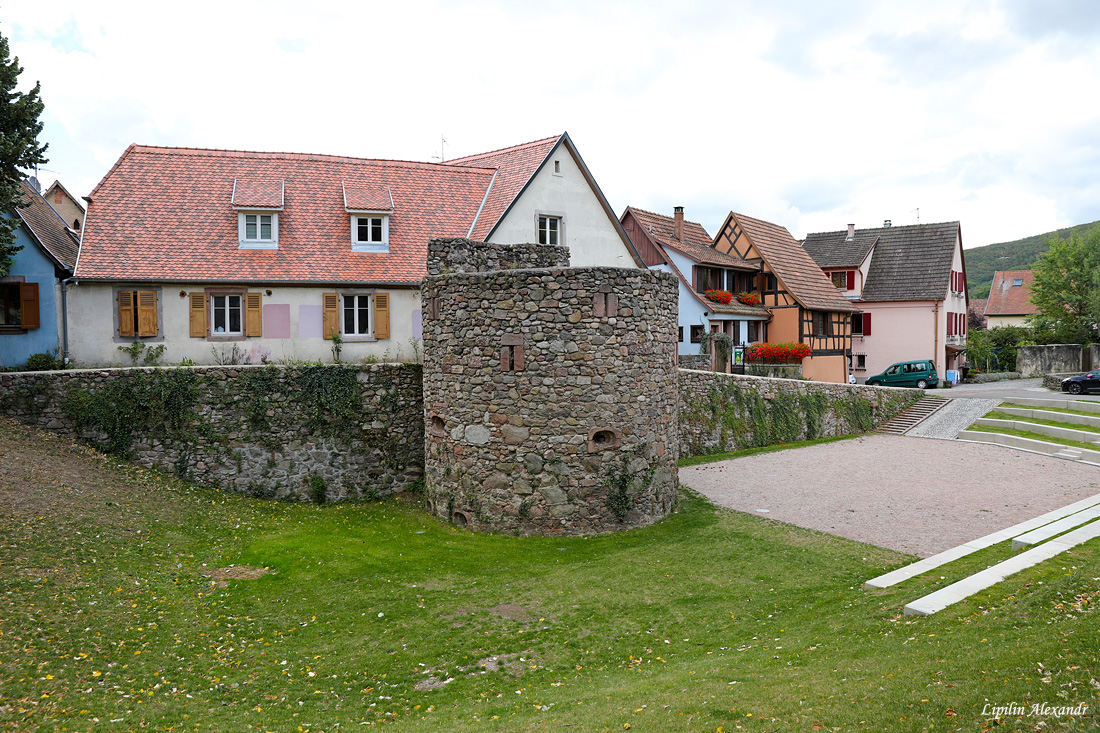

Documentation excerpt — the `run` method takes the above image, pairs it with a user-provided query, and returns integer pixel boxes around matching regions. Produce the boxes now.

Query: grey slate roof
[801,229,878,269]
[804,221,960,302]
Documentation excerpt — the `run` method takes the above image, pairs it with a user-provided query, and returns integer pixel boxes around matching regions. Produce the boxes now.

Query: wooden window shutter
[692,266,698,292]
[947,313,954,336]
[189,292,207,338]
[846,270,855,289]
[244,292,263,337]
[136,290,158,337]
[19,282,40,329]
[863,313,872,336]
[374,292,390,339]
[322,293,339,340]
[118,290,135,337]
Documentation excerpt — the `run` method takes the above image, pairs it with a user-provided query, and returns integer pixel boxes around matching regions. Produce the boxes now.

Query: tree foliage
[1027,224,1100,343]
[0,30,49,276]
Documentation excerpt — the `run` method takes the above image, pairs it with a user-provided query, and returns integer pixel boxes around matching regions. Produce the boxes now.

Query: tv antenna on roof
[431,134,447,163]
[912,207,920,225]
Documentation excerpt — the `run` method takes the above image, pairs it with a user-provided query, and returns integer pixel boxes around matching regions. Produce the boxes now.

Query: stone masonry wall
[679,369,921,456]
[426,237,569,276]
[0,364,423,501]
[422,255,680,536]
[1017,344,1088,377]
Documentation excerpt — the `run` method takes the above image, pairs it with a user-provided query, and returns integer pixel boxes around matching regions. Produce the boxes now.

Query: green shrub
[24,351,62,371]
[310,474,327,505]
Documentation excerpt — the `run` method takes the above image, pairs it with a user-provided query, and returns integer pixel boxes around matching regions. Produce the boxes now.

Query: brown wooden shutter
[374,292,390,339]
[244,292,263,337]
[863,313,871,336]
[118,290,135,337]
[322,293,339,340]
[189,292,207,337]
[136,290,158,337]
[19,282,40,329]
[846,270,855,289]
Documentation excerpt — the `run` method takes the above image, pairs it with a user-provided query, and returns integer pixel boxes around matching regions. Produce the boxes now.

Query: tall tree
[0,30,49,276]
[1027,224,1100,343]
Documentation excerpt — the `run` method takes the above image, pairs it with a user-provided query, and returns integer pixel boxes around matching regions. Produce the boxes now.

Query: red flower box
[737,292,761,306]
[743,342,811,364]
[704,289,732,304]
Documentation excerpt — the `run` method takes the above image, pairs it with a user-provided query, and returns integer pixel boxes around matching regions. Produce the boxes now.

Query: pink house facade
[802,221,968,385]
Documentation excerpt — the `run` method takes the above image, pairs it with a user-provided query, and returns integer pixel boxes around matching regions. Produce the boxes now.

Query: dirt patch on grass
[201,565,272,587]
[0,416,185,528]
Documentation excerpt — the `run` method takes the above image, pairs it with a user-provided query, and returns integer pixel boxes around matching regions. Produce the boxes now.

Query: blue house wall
[1,217,62,368]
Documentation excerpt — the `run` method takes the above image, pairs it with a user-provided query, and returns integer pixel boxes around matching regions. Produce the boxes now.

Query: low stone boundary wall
[1018,344,1097,377]
[678,354,709,371]
[967,371,1022,384]
[1043,373,1078,391]
[678,369,920,456]
[0,364,423,501]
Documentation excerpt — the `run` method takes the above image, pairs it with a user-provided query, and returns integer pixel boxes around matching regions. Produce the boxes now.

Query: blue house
[1,180,79,368]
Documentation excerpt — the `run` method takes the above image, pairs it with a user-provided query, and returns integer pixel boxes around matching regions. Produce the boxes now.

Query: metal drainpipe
[933,302,940,386]
[61,278,74,364]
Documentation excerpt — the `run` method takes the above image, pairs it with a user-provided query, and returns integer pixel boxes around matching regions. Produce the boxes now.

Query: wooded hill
[966,220,1100,298]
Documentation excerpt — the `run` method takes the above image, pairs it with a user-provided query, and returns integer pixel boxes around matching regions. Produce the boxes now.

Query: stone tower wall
[422,240,679,535]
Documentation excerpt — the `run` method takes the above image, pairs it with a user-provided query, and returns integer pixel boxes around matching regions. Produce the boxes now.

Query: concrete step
[956,430,1100,464]
[974,417,1100,446]
[876,397,950,435]
[998,406,1100,430]
[1009,397,1100,415]
[1013,506,1100,550]
[864,492,1100,589]
[903,518,1100,616]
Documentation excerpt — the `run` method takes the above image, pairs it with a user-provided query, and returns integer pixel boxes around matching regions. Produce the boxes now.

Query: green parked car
[865,360,938,389]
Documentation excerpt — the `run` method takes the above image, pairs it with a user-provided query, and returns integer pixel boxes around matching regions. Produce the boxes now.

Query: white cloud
[4,0,1100,247]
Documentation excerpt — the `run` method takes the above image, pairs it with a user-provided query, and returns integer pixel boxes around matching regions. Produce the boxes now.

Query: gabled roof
[451,133,645,267]
[76,144,538,284]
[985,269,1037,316]
[854,222,961,301]
[43,180,85,214]
[801,229,878,269]
[730,212,860,313]
[16,179,79,273]
[449,135,560,241]
[623,206,755,269]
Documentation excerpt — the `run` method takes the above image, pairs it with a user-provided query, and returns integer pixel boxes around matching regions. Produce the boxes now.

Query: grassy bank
[1,419,1098,732]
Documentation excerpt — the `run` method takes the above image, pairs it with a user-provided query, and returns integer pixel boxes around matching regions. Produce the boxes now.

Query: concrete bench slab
[997,407,1100,430]
[1012,506,1100,550]
[903,519,1100,615]
[974,417,1100,445]
[956,430,1100,462]
[863,492,1100,589]
[1009,397,1100,415]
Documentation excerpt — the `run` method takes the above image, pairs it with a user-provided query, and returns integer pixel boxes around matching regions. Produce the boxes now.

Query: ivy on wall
[680,376,916,457]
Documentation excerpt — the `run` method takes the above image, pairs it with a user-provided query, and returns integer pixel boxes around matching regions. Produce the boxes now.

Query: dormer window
[232,178,284,250]
[351,214,389,252]
[343,182,393,253]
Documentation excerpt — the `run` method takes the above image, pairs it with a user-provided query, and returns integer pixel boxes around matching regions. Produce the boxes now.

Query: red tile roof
[231,178,284,209]
[448,135,561,240]
[985,269,1037,316]
[76,143,549,285]
[343,184,393,212]
[625,206,757,269]
[732,212,860,313]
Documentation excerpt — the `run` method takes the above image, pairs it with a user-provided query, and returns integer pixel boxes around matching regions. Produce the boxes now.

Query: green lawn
[2,435,1099,731]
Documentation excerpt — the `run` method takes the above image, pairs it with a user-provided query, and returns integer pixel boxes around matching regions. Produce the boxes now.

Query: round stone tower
[421,238,679,535]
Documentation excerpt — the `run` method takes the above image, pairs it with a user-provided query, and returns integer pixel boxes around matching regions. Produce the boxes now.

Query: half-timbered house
[713,212,860,383]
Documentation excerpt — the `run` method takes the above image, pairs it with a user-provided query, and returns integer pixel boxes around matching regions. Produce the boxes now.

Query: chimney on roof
[846,223,855,241]
[883,219,892,228]
[673,206,684,241]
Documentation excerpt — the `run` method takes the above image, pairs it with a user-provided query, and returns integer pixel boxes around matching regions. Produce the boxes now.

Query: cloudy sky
[5,0,1100,248]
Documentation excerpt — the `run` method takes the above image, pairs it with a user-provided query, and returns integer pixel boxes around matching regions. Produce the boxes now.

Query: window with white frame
[351,214,389,252]
[538,215,560,245]
[212,294,242,334]
[343,293,373,335]
[238,212,278,248]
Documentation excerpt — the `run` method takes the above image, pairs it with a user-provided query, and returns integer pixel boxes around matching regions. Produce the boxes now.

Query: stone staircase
[876,396,949,435]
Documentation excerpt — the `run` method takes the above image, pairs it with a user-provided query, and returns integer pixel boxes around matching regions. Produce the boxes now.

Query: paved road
[943,377,1085,402]
[680,433,1100,558]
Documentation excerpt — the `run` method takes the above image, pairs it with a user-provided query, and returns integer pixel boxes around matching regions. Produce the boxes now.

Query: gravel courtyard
[679,434,1100,557]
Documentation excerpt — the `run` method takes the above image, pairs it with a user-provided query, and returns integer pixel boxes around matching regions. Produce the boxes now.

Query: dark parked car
[1061,373,1100,395]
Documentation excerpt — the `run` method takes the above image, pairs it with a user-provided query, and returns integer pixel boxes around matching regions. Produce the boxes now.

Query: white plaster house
[69,133,643,366]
